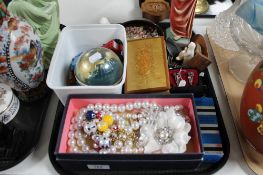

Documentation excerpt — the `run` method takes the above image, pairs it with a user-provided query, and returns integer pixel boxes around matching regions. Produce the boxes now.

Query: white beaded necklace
[67,101,190,154]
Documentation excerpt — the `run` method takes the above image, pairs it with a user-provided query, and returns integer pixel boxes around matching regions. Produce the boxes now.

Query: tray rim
[0,90,52,171]
[47,23,230,174]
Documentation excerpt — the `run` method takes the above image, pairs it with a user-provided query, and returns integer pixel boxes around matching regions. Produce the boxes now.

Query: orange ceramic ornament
[240,60,263,154]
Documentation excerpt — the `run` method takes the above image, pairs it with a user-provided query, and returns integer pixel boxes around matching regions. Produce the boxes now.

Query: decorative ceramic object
[140,0,170,23]
[75,47,123,86]
[0,13,44,91]
[0,83,19,124]
[7,0,60,69]
[240,60,263,154]
[176,42,196,64]
[166,0,197,46]
[185,34,211,71]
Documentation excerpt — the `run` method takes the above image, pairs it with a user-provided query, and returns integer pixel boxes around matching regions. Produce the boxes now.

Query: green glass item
[7,0,60,69]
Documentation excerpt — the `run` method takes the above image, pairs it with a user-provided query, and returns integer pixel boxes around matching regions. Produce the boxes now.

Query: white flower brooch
[138,108,191,154]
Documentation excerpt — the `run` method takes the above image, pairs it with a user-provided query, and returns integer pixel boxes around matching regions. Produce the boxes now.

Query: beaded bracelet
[67,101,191,154]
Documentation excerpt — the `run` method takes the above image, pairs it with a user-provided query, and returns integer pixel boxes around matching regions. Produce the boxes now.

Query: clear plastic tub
[46,24,127,105]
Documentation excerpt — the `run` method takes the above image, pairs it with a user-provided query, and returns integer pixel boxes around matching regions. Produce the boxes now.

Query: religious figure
[166,0,197,45]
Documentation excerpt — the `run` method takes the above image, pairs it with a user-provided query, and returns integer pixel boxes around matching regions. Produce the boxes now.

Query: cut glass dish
[229,14,263,83]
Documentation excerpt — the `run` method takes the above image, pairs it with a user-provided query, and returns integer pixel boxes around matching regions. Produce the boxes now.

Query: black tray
[0,88,52,171]
[48,22,229,174]
[48,68,229,175]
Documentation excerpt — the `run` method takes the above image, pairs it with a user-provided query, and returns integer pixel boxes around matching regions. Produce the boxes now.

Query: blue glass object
[236,0,263,35]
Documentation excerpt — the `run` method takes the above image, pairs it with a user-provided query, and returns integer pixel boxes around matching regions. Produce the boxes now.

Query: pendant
[154,127,173,145]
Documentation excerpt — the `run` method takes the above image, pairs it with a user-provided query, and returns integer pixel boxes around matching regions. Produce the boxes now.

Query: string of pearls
[67,101,187,154]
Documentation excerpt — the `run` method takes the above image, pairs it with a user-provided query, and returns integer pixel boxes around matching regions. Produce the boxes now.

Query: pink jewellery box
[54,94,204,173]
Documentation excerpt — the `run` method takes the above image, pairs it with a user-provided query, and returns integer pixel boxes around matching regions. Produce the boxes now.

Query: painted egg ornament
[240,60,263,154]
[98,136,111,149]
[0,15,44,91]
[74,47,123,86]
[102,115,114,126]
[97,121,109,132]
[86,110,96,121]
[83,121,97,136]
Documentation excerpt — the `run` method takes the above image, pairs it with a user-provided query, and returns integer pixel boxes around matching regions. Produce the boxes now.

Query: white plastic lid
[0,83,13,113]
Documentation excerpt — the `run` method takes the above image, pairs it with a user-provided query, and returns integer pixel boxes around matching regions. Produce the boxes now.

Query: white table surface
[1,1,257,174]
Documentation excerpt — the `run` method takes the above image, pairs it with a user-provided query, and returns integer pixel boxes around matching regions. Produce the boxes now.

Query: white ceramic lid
[0,83,13,113]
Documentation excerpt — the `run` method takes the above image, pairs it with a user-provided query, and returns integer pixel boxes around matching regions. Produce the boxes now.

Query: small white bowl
[46,24,127,105]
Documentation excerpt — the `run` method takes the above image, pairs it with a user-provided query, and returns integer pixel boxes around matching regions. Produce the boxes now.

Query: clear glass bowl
[230,15,263,57]
[208,0,240,51]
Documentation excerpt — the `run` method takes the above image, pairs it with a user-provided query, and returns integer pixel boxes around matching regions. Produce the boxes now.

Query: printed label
[89,52,102,63]
[87,164,110,170]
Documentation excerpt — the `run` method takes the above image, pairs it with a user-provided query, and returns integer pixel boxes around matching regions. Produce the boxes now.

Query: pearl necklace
[67,101,189,154]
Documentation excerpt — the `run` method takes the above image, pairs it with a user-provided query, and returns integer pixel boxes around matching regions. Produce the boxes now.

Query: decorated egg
[0,16,44,91]
[240,60,263,154]
[83,121,97,136]
[98,135,111,149]
[74,47,123,86]
[86,110,96,121]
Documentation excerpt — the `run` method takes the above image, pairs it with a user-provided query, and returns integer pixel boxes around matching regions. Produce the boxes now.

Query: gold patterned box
[125,36,170,93]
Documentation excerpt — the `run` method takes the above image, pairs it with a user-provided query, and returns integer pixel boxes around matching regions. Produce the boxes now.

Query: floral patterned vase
[0,2,44,92]
[240,60,263,154]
